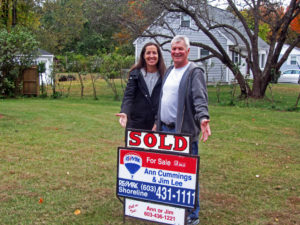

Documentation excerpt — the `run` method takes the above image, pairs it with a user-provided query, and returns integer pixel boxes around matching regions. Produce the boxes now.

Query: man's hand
[115,113,127,128]
[200,119,211,142]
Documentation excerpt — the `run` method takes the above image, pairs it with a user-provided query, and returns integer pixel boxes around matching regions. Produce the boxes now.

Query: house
[134,6,269,83]
[35,49,54,84]
[279,44,300,73]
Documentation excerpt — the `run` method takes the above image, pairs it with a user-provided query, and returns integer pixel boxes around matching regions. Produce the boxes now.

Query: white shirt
[160,63,190,124]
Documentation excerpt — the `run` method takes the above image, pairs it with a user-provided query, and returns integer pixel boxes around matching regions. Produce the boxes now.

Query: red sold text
[127,130,190,152]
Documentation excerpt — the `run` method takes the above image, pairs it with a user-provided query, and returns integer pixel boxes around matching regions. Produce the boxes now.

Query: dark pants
[160,124,200,219]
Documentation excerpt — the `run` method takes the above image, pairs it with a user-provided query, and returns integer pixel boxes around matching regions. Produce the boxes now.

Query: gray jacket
[157,62,209,142]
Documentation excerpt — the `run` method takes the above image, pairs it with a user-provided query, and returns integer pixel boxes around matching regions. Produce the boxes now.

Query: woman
[116,42,166,130]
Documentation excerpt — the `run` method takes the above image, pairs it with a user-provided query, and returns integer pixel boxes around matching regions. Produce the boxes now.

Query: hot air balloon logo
[124,154,142,178]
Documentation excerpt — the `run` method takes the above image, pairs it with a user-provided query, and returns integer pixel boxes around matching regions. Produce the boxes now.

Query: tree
[287,7,300,47]
[37,0,85,54]
[289,2,300,33]
[0,0,41,31]
[100,52,134,100]
[118,0,300,98]
[0,26,39,96]
[82,0,161,52]
[72,26,113,55]
[239,9,271,42]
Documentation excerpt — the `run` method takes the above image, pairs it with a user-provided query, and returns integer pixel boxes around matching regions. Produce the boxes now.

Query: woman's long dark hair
[130,42,166,77]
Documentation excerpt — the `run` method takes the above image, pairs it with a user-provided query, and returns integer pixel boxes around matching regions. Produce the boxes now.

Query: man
[157,35,211,225]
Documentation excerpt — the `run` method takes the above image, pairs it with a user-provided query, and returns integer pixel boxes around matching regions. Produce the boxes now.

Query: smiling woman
[116,42,166,130]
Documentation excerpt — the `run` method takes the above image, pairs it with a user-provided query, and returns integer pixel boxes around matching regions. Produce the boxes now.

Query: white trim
[216,30,234,45]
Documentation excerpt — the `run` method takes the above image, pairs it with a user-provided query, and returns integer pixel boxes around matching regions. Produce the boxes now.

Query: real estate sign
[117,147,199,208]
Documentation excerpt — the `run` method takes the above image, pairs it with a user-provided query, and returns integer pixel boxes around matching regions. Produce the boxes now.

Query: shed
[35,49,54,84]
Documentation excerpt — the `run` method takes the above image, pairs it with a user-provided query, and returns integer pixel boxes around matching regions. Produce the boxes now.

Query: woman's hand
[115,113,127,128]
[152,124,157,131]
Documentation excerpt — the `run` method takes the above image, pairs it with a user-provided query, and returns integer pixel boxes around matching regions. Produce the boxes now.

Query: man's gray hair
[171,35,190,49]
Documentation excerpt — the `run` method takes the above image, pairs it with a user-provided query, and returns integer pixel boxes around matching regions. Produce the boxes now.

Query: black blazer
[120,68,162,130]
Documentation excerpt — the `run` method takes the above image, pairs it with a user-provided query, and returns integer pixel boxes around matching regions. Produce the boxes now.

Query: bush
[100,52,134,100]
[0,27,39,96]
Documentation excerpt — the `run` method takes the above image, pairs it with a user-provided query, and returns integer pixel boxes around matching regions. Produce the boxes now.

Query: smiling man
[156,35,211,225]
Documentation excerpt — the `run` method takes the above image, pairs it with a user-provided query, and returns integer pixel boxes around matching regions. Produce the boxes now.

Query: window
[283,70,292,74]
[260,53,265,68]
[200,49,209,59]
[181,13,190,27]
[199,48,211,65]
[232,51,240,65]
[291,55,297,65]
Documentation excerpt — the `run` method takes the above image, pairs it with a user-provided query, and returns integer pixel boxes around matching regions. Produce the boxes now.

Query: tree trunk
[251,77,262,98]
[1,0,9,27]
[66,79,72,97]
[251,75,270,99]
[78,73,84,98]
[233,70,250,97]
[12,0,17,27]
[295,92,300,108]
[90,74,97,100]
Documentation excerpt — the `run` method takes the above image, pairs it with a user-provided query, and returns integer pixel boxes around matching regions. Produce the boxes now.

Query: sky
[210,0,291,9]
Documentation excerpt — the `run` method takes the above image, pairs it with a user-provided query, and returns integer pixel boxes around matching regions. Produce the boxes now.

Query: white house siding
[279,45,300,72]
[134,13,230,83]
[134,10,268,83]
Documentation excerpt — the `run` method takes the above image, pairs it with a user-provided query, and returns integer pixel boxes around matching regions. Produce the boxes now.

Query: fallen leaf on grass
[74,209,81,215]
[274,185,282,190]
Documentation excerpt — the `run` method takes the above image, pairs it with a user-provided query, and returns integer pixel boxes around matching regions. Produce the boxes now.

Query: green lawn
[0,81,299,224]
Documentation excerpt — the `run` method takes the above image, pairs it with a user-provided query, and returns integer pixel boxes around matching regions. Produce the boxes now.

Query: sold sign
[126,129,191,154]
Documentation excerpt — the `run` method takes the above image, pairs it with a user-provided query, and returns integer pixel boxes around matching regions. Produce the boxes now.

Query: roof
[38,48,54,56]
[281,44,300,55]
[205,6,269,49]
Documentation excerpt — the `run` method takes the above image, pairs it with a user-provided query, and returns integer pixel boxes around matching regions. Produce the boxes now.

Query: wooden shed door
[23,67,39,96]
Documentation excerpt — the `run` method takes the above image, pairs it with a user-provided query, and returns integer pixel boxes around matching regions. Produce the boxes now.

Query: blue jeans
[160,124,200,219]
